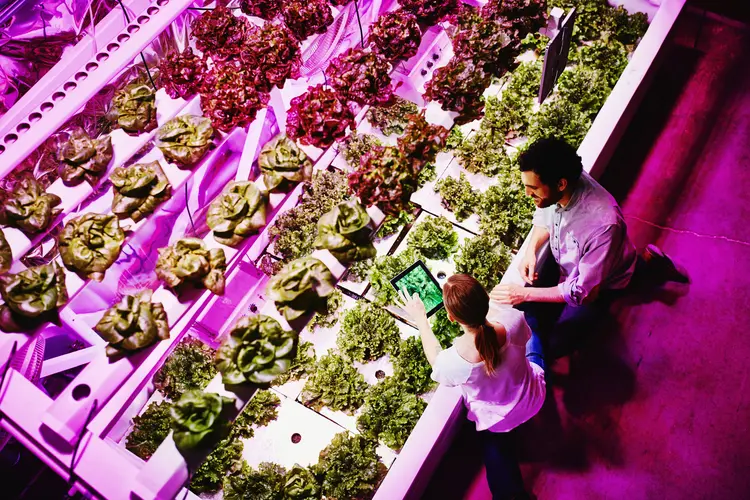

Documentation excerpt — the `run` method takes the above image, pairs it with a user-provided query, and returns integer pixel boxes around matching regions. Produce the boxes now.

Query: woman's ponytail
[475,321,501,376]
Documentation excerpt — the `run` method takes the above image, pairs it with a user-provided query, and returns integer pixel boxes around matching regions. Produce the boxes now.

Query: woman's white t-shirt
[431,304,546,433]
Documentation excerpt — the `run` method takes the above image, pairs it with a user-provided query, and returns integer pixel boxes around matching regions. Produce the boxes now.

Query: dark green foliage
[125,401,172,460]
[612,6,649,45]
[357,378,427,450]
[314,433,385,500]
[190,438,244,494]
[454,235,512,290]
[376,208,413,239]
[300,353,368,414]
[369,248,422,306]
[557,66,612,118]
[272,340,316,386]
[504,61,542,100]
[431,308,462,348]
[224,461,287,500]
[229,389,281,440]
[153,337,216,401]
[482,92,533,138]
[309,288,343,330]
[478,172,535,249]
[574,39,629,88]
[393,336,435,395]
[435,173,480,221]
[527,99,592,149]
[366,96,419,136]
[456,128,508,177]
[406,216,459,260]
[337,302,401,362]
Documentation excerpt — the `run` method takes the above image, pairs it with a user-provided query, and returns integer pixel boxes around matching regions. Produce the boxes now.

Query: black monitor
[539,8,577,104]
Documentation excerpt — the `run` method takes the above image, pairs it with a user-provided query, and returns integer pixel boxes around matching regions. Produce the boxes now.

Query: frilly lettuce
[110,161,172,222]
[94,290,170,358]
[155,115,214,167]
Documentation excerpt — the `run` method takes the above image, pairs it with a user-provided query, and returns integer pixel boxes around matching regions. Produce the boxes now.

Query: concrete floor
[423,11,750,500]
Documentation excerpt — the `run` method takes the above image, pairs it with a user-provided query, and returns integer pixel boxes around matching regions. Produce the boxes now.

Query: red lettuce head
[482,0,548,39]
[368,9,422,62]
[191,6,251,55]
[281,0,334,41]
[159,48,206,99]
[424,57,490,123]
[399,0,459,26]
[240,24,302,90]
[286,85,354,149]
[348,146,417,216]
[453,18,518,78]
[240,0,282,20]
[200,61,269,132]
[325,47,393,106]
[397,112,449,172]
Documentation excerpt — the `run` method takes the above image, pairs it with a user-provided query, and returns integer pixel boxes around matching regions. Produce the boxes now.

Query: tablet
[390,260,444,317]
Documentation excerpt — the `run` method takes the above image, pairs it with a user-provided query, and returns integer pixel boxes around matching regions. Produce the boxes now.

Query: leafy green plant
[259,135,313,191]
[153,337,217,401]
[110,161,172,222]
[478,172,535,249]
[417,161,437,187]
[549,0,615,43]
[369,248,421,306]
[434,173,479,221]
[368,9,422,63]
[424,57,491,123]
[313,200,376,264]
[456,128,508,177]
[0,263,67,331]
[341,132,382,169]
[612,6,649,46]
[309,289,342,330]
[397,112,449,174]
[284,464,321,499]
[272,340,315,386]
[453,16,516,78]
[393,336,435,395]
[190,438,244,494]
[59,213,125,281]
[286,84,354,148]
[574,39,629,88]
[270,169,349,263]
[376,208,413,239]
[347,259,373,283]
[357,377,427,450]
[520,32,550,54]
[224,461,287,500]
[171,390,234,453]
[156,238,227,295]
[348,146,416,217]
[1,177,61,234]
[301,353,368,413]
[406,215,458,260]
[94,290,169,358]
[216,315,297,385]
[444,126,465,150]
[112,81,157,134]
[482,92,533,138]
[527,98,592,148]
[337,302,401,362]
[155,115,214,167]
[431,308,461,348]
[229,389,281,440]
[556,66,611,119]
[505,60,542,100]
[313,432,385,500]
[454,235,512,290]
[207,181,268,246]
[58,128,113,186]
[366,96,419,136]
[125,401,172,460]
[0,230,10,274]
[266,256,336,321]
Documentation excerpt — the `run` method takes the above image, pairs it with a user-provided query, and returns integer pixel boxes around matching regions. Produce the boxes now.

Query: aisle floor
[422,11,750,500]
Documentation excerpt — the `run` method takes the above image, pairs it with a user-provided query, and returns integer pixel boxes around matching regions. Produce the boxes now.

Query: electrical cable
[625,215,750,249]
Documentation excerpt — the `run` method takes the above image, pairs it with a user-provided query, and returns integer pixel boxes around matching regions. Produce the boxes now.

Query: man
[491,138,687,352]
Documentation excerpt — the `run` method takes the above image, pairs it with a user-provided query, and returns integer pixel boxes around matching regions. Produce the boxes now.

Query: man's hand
[518,251,538,285]
[490,284,529,306]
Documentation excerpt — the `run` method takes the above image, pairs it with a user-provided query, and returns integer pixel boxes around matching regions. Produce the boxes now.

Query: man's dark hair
[518,137,583,187]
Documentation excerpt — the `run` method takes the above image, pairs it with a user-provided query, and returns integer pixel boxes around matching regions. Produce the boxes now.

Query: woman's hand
[396,289,427,325]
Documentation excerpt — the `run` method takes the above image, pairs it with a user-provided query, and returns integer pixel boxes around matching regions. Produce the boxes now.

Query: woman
[398,274,546,500]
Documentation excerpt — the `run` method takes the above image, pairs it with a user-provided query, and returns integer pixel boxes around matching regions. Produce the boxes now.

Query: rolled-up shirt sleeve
[558,224,626,307]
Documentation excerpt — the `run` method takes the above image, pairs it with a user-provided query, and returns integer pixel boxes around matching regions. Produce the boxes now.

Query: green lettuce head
[215,314,298,385]
[266,256,336,322]
[0,229,12,274]
[207,181,268,246]
[94,290,170,358]
[0,262,67,325]
[58,128,113,186]
[155,115,214,167]
[170,390,234,454]
[284,464,321,499]
[110,161,172,222]
[59,213,125,281]
[258,135,313,191]
[313,200,375,264]
[2,177,62,234]
[113,81,157,134]
[156,238,226,295]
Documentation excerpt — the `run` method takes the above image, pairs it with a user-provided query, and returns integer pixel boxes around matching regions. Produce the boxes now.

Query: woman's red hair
[442,274,501,375]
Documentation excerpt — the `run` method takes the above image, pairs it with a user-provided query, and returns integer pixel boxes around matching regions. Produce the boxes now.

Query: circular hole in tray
[75,71,88,81]
[29,112,42,122]
[420,69,428,76]
[291,433,302,444]
[107,42,120,52]
[437,271,447,280]
[5,133,18,144]
[137,15,150,24]
[147,6,159,15]
[96,52,109,62]
[127,24,140,34]
[64,81,77,92]
[0,145,5,154]
[117,33,130,43]
[52,91,65,102]
[157,0,169,5]
[375,370,386,380]
[16,123,30,134]
[40,102,53,112]
[72,384,91,401]
[249,304,258,313]
[85,62,99,72]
